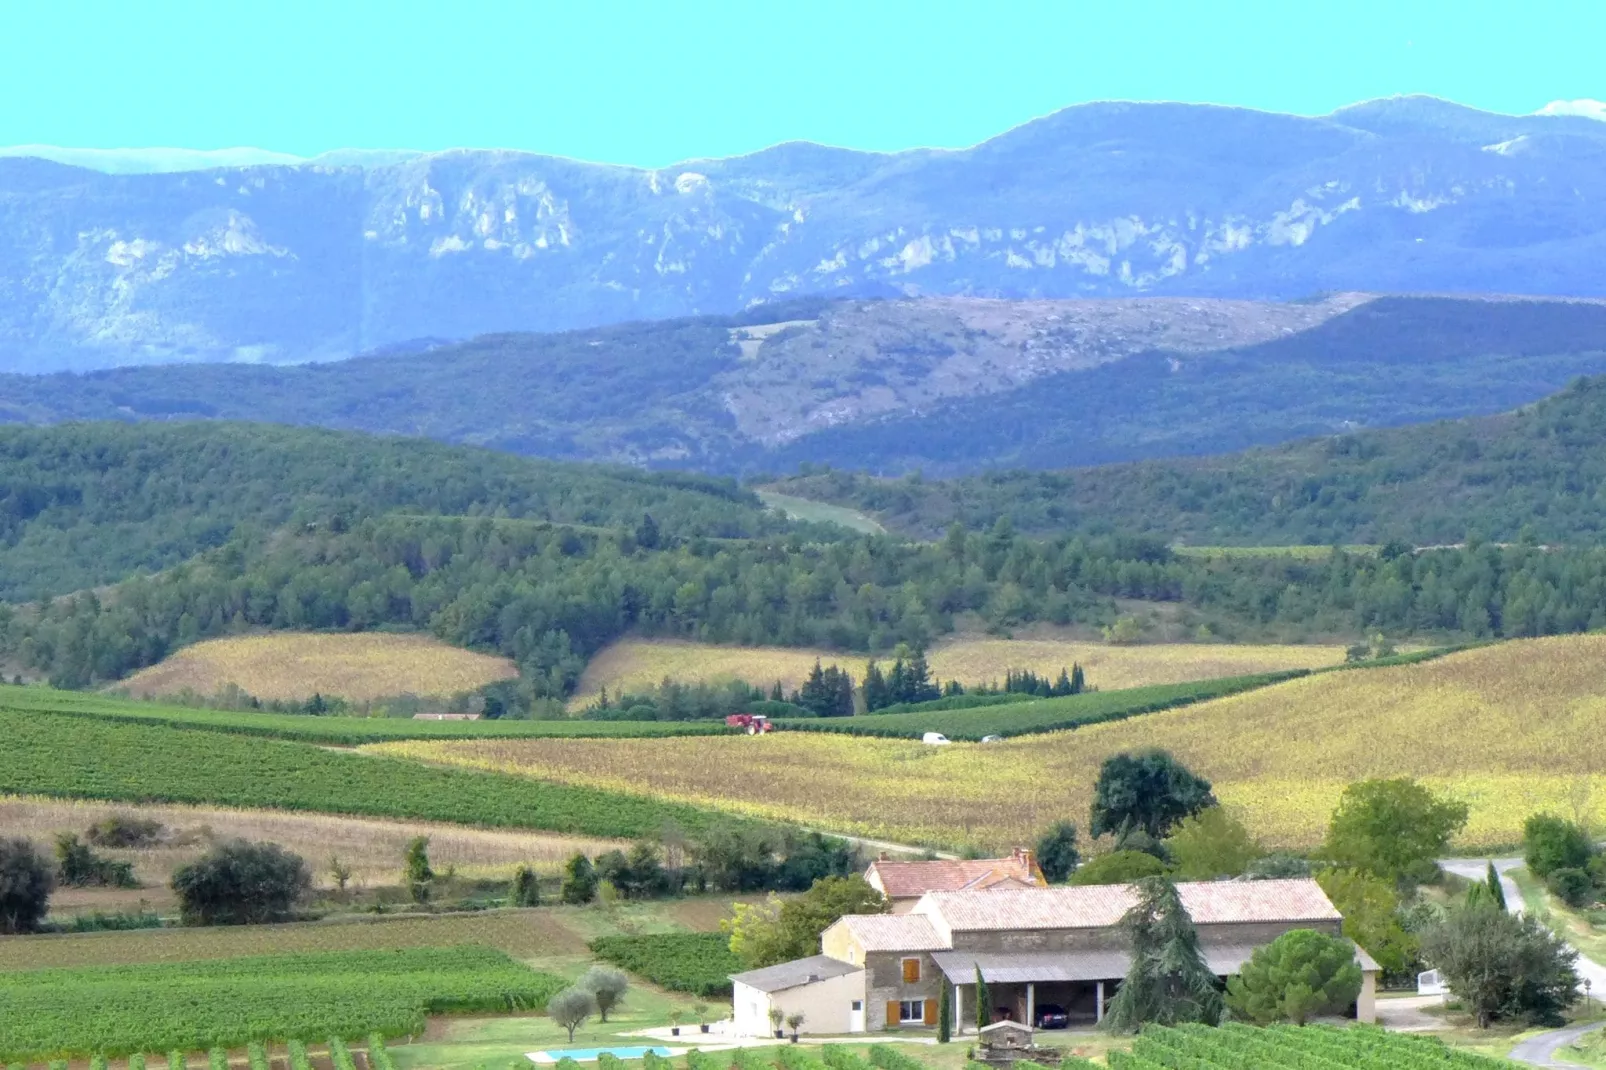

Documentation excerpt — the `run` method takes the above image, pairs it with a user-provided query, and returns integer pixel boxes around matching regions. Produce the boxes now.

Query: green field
[588,933,741,997]
[0,947,563,1061]
[4,684,732,743]
[0,707,758,839]
[1110,1023,1515,1069]
[756,490,886,535]
[774,671,1309,740]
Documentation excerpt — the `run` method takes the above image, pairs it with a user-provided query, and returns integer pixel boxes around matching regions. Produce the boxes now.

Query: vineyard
[1107,1023,1516,1068]
[0,947,563,1061]
[0,707,760,840]
[589,933,742,997]
[775,671,1309,740]
[0,685,732,742]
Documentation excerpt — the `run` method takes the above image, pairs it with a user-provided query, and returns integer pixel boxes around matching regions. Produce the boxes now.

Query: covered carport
[930,950,1127,1032]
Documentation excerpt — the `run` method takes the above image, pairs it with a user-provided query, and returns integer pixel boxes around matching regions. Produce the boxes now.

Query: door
[850,999,865,1033]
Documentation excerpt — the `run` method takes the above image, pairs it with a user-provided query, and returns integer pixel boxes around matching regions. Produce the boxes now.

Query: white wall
[732,972,868,1037]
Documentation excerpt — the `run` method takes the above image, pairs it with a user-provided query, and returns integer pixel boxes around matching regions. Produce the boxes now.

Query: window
[901,957,921,983]
[899,1000,925,1023]
[852,1000,863,1011]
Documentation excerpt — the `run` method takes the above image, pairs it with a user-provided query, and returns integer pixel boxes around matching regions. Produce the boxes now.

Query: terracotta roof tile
[867,857,1042,898]
[919,879,1340,933]
[838,912,947,951]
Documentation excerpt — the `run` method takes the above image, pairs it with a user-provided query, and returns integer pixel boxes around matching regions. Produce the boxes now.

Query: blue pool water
[533,1047,675,1063]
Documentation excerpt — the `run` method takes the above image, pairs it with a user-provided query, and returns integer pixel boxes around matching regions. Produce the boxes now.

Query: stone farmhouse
[729,878,1378,1037]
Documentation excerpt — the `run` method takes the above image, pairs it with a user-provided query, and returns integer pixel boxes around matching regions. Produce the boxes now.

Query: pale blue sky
[3,0,1602,167]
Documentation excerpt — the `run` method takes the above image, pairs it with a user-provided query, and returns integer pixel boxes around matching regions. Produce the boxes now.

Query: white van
[921,732,952,746]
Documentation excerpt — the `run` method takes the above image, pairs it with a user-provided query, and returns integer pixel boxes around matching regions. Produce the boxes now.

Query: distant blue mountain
[2,96,1605,372]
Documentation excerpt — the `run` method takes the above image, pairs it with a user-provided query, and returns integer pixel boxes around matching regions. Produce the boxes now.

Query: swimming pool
[527,1046,679,1064]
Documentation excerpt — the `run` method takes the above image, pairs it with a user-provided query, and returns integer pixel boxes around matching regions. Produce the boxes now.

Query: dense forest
[8,509,1606,700]
[770,375,1606,545]
[0,422,814,602]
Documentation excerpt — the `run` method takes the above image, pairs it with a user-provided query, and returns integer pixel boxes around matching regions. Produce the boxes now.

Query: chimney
[879,851,889,862]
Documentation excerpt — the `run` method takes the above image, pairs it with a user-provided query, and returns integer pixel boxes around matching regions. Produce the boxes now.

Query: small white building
[731,954,867,1036]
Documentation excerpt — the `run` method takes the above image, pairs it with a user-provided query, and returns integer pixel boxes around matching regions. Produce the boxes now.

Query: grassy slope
[383,637,1606,850]
[117,632,518,703]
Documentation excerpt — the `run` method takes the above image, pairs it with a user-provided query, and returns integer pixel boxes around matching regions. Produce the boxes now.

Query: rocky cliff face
[4,96,1606,371]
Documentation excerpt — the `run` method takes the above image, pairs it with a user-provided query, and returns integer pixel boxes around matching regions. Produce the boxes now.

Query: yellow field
[383,636,1606,851]
[118,632,518,702]
[571,636,1344,707]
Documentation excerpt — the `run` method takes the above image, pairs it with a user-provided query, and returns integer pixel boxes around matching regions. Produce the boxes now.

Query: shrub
[1524,813,1593,879]
[0,837,55,934]
[509,865,541,907]
[1548,866,1595,908]
[85,814,166,848]
[170,840,311,925]
[54,833,138,888]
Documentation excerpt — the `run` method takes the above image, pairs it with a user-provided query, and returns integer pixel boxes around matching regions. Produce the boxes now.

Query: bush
[1069,850,1168,886]
[54,834,137,888]
[0,837,55,934]
[171,840,311,925]
[84,814,166,848]
[1548,867,1595,908]
[1244,853,1313,879]
[1225,928,1363,1024]
[1525,814,1594,879]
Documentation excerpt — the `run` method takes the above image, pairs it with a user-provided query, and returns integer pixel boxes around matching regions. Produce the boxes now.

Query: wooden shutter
[902,957,921,983]
[886,1001,901,1027]
[923,998,938,1026]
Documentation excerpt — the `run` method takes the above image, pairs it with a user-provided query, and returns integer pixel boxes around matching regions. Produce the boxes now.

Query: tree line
[13,507,1606,696]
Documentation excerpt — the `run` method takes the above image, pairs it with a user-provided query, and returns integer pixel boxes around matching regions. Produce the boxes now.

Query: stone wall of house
[863,951,944,1031]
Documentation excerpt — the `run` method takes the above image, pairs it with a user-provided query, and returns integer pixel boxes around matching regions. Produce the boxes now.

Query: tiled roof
[837,912,948,951]
[731,954,861,993]
[867,857,1042,898]
[919,879,1341,933]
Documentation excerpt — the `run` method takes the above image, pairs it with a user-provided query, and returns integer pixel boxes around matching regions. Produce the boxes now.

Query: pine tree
[1070,664,1086,694]
[1103,876,1223,1032]
[769,680,783,702]
[906,649,939,703]
[1053,668,1073,696]
[887,658,908,704]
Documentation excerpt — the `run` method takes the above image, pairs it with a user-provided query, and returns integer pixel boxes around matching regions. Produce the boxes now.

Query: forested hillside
[771,375,1606,545]
[0,422,798,601]
[8,509,1606,700]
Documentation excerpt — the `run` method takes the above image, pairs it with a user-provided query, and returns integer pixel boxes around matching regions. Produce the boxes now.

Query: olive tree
[547,986,598,1042]
[0,837,55,934]
[579,966,629,1022]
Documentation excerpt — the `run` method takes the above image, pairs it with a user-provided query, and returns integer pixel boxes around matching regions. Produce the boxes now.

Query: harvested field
[1,796,624,904]
[118,632,517,702]
[571,636,1344,707]
[390,636,1606,851]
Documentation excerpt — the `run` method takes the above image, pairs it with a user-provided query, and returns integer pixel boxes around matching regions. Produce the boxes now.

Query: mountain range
[5,292,1606,474]
[5,95,1606,372]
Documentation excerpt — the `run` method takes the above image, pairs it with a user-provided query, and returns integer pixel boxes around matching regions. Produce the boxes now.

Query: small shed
[730,954,867,1037]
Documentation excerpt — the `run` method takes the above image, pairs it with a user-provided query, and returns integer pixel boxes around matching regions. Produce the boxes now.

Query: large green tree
[1421,904,1579,1027]
[1315,868,1418,976]
[1034,822,1081,884]
[170,840,311,925]
[0,838,54,934]
[1226,929,1363,1025]
[1322,778,1468,889]
[1090,751,1216,840]
[1103,876,1223,1032]
[1165,806,1264,880]
[1523,814,1593,879]
[723,875,887,968]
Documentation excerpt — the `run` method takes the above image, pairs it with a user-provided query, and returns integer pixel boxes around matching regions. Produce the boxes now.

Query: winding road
[1440,858,1606,1067]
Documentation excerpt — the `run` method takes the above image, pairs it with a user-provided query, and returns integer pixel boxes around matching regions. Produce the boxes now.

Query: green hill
[0,421,794,602]
[770,375,1606,545]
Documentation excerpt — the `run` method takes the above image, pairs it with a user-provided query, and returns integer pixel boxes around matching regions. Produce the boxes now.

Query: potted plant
[785,1012,805,1042]
[670,1010,684,1037]
[769,1007,785,1039]
[694,1002,711,1034]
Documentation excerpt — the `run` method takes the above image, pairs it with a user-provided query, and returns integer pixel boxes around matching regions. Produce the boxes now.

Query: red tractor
[725,713,774,734]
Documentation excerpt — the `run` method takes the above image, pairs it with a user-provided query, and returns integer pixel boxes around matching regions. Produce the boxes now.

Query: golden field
[118,632,517,702]
[570,636,1345,707]
[2,796,625,914]
[382,636,1606,851]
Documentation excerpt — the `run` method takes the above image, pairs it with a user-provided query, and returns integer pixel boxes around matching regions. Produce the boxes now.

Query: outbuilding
[730,954,867,1037]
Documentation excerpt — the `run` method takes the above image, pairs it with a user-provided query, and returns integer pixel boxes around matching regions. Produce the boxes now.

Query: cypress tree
[863,661,891,712]
[1070,664,1086,694]
[938,979,952,1043]
[975,966,991,1032]
[1488,861,1508,911]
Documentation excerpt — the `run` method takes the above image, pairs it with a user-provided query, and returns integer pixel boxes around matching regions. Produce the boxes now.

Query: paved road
[1442,857,1606,1065]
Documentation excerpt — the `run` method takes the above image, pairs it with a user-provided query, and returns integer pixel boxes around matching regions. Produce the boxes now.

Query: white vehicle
[979,734,1003,743]
[921,732,953,745]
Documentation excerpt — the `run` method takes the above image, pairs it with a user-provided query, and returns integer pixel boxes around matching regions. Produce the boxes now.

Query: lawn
[380,636,1606,851]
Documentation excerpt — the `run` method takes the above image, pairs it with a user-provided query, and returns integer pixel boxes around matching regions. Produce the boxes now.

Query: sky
[2,0,1602,168]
